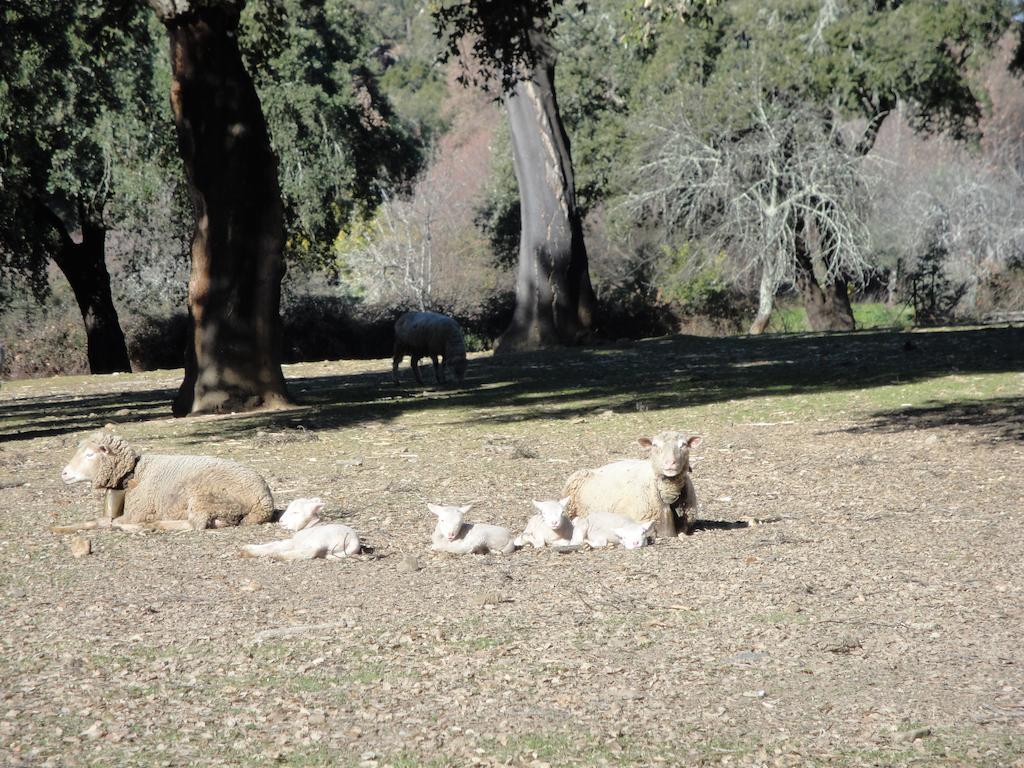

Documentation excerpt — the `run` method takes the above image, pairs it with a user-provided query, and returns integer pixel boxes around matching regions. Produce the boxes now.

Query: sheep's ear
[687,435,702,448]
[641,521,655,531]
[558,496,570,509]
[427,503,444,516]
[532,500,545,511]
[96,444,109,454]
[637,437,653,449]
[458,505,472,515]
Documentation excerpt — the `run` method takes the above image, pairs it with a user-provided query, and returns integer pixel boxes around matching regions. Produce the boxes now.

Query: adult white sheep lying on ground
[241,497,360,560]
[392,310,467,385]
[513,498,573,548]
[53,431,274,533]
[428,503,516,555]
[570,511,654,549]
[563,430,701,538]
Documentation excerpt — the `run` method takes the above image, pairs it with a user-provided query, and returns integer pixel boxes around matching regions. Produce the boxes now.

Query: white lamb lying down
[514,498,574,548]
[241,498,361,561]
[570,511,654,550]
[428,504,516,555]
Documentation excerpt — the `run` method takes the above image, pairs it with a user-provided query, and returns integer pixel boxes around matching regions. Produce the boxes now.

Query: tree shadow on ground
[1,326,1021,444]
[845,396,1024,442]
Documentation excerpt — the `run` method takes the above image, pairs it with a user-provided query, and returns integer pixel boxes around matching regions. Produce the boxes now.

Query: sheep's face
[428,503,470,540]
[533,498,569,529]
[61,440,107,485]
[614,522,653,550]
[280,497,325,531]
[638,431,701,478]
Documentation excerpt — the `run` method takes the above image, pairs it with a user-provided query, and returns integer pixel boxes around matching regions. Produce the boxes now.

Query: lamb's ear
[641,521,655,531]
[558,496,570,509]
[687,435,702,448]
[96,444,110,454]
[637,437,653,449]
[458,505,472,514]
[532,500,545,511]
[427,503,444,516]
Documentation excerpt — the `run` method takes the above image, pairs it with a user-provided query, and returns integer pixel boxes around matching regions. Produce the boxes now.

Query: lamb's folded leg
[268,544,327,561]
[241,540,296,558]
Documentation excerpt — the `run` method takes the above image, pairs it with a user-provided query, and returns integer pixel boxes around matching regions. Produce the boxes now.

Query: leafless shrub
[867,115,1024,317]
[623,91,872,332]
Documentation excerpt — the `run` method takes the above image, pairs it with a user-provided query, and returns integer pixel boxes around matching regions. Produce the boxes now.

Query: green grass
[767,301,914,333]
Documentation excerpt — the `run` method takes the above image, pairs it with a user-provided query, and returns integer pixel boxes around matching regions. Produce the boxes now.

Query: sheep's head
[614,521,654,550]
[279,497,325,531]
[428,503,471,540]
[62,432,138,489]
[638,431,701,478]
[532,498,569,529]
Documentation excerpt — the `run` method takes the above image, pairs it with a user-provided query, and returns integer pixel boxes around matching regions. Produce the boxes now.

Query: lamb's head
[428,503,471,540]
[532,497,569,529]
[638,431,701,479]
[614,521,654,550]
[279,497,325,531]
[61,432,139,489]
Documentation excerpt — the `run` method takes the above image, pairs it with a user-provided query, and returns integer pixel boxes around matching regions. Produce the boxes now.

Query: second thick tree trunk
[159,4,290,415]
[494,33,595,353]
[794,224,855,332]
[51,219,132,374]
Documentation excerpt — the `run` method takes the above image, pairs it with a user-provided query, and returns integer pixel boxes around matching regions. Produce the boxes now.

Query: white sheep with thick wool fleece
[570,511,654,549]
[428,504,516,555]
[562,430,701,537]
[54,431,274,533]
[241,498,361,561]
[392,311,468,385]
[513,498,574,548]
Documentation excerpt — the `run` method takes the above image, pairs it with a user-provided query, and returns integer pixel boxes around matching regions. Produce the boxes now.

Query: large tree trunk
[37,201,131,374]
[794,221,855,332]
[153,2,290,416]
[494,32,595,354]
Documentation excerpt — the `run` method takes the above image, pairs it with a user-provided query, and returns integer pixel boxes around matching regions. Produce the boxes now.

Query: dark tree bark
[794,217,855,332]
[494,32,595,353]
[151,1,290,416]
[36,201,131,374]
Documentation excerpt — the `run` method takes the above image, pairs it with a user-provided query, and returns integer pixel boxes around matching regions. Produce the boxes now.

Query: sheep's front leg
[51,517,113,534]
[410,356,425,385]
[143,519,196,532]
[392,344,404,384]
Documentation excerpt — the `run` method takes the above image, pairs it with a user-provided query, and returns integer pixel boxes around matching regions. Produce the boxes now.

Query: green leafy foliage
[240,0,423,272]
[0,0,179,308]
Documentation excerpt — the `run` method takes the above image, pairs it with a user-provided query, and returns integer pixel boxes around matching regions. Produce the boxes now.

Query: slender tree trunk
[748,269,776,335]
[794,220,855,332]
[494,31,595,354]
[153,2,290,416]
[36,201,131,374]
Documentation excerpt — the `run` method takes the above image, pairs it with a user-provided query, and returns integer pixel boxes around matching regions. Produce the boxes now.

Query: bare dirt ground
[1,326,1022,767]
